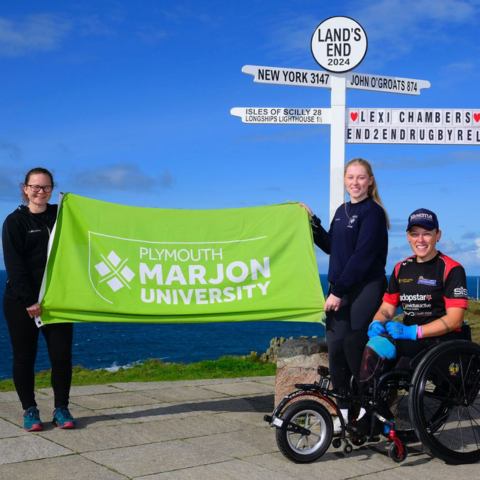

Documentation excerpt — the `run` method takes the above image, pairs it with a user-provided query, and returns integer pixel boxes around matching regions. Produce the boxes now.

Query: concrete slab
[185,395,273,415]
[143,385,229,403]
[70,391,161,410]
[217,410,271,427]
[109,377,253,392]
[67,384,123,396]
[0,454,126,480]
[0,418,27,439]
[137,458,298,480]
[203,381,275,396]
[247,444,432,479]
[185,425,278,458]
[82,440,232,477]
[99,401,200,423]
[0,392,19,403]
[39,413,245,453]
[0,435,73,465]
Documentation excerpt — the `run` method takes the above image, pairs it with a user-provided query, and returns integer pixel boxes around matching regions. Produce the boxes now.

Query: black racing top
[2,204,57,308]
[383,252,468,326]
[311,197,388,298]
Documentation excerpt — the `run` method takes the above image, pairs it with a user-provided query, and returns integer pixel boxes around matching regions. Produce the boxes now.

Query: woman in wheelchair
[344,207,469,437]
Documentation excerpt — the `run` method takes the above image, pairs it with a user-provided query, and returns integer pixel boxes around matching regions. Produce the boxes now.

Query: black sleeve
[2,216,38,307]
[310,215,332,254]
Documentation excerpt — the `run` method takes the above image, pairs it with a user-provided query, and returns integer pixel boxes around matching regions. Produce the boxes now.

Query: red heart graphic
[350,112,358,121]
[474,113,480,123]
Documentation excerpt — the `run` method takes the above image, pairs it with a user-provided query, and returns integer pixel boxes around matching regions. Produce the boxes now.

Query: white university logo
[95,250,135,292]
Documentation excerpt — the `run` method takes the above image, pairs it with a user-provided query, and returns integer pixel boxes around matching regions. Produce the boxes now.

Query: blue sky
[1,0,480,276]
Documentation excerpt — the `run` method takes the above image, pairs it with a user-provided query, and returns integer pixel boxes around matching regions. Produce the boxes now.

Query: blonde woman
[302,158,389,432]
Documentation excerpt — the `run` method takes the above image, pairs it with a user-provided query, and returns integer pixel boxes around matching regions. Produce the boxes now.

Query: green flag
[39,193,324,325]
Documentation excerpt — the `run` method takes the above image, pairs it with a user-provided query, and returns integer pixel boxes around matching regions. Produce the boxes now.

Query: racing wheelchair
[264,339,480,465]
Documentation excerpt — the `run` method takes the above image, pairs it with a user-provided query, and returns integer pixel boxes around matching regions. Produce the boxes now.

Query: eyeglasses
[26,185,53,193]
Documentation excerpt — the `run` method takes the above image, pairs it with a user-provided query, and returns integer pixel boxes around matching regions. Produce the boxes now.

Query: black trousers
[325,276,387,408]
[3,295,73,410]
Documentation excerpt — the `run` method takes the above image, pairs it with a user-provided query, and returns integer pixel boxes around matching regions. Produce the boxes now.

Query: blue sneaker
[24,407,43,432]
[52,406,76,429]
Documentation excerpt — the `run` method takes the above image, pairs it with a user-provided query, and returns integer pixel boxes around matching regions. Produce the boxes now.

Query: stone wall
[274,337,329,407]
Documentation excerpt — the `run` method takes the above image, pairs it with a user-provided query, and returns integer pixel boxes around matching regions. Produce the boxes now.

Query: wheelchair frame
[264,339,480,465]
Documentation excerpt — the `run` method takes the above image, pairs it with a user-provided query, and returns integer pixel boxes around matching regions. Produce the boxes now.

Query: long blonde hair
[344,158,390,229]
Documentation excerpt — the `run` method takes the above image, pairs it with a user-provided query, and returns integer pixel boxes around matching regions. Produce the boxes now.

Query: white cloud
[73,163,175,192]
[0,14,72,57]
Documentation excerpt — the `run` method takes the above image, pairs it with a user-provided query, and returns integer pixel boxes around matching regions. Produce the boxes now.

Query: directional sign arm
[346,72,430,96]
[231,107,331,124]
[242,65,332,88]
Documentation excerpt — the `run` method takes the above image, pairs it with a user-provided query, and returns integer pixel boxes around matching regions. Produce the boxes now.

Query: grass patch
[0,354,276,392]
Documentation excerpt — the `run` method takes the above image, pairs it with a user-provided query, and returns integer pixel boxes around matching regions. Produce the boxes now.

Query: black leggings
[3,296,73,410]
[344,327,468,387]
[325,276,386,408]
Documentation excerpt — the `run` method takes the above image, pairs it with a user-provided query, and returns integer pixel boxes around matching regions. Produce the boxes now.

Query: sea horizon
[1,270,479,380]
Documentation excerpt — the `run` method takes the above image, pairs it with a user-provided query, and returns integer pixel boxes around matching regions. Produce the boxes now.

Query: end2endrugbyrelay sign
[311,16,368,73]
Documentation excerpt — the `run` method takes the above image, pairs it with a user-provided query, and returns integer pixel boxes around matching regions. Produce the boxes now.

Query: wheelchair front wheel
[275,400,333,463]
[409,340,480,465]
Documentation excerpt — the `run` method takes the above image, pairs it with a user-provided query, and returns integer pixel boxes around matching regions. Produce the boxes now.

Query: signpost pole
[329,75,347,222]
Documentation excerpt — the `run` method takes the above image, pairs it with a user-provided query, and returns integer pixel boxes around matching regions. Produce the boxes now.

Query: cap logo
[410,213,433,222]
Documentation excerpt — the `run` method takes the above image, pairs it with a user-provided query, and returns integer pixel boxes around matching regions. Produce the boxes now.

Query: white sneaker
[332,416,342,435]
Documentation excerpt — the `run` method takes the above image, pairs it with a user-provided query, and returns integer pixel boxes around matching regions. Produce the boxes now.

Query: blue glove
[366,336,396,360]
[386,322,418,341]
[368,320,386,338]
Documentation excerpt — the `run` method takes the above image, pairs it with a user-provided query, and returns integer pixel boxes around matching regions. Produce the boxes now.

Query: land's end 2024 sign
[38,194,325,326]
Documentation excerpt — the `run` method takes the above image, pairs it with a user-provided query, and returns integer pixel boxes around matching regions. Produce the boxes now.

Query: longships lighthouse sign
[231,16,479,219]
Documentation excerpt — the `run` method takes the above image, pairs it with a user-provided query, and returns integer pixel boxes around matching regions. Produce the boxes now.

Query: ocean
[1,271,478,381]
[0,270,328,380]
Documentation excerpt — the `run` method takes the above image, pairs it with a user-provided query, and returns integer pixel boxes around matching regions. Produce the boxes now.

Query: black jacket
[2,204,57,307]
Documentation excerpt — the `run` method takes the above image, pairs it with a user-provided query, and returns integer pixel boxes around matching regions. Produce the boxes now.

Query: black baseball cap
[406,208,439,231]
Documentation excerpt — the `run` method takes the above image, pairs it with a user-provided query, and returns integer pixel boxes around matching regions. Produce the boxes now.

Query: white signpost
[231,17,476,220]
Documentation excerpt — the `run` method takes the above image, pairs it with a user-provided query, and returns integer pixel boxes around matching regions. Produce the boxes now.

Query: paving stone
[39,413,244,452]
[99,401,199,423]
[0,392,19,403]
[0,418,27,439]
[185,425,278,458]
[137,458,297,480]
[0,454,126,480]
[70,391,161,410]
[0,435,73,465]
[217,410,271,427]
[247,444,433,480]
[185,395,273,415]
[83,440,232,477]
[67,385,123,396]
[203,381,275,396]
[110,378,250,392]
[143,385,229,403]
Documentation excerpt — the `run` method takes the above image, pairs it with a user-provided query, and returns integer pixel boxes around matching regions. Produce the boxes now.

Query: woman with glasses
[2,167,76,431]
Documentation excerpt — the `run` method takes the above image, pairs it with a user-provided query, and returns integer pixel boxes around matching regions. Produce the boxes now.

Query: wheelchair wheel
[275,400,333,463]
[409,340,480,465]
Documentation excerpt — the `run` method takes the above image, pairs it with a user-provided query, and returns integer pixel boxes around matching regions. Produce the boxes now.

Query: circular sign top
[311,16,368,73]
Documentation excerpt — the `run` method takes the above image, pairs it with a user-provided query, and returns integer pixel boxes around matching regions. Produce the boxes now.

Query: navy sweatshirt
[311,197,388,298]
